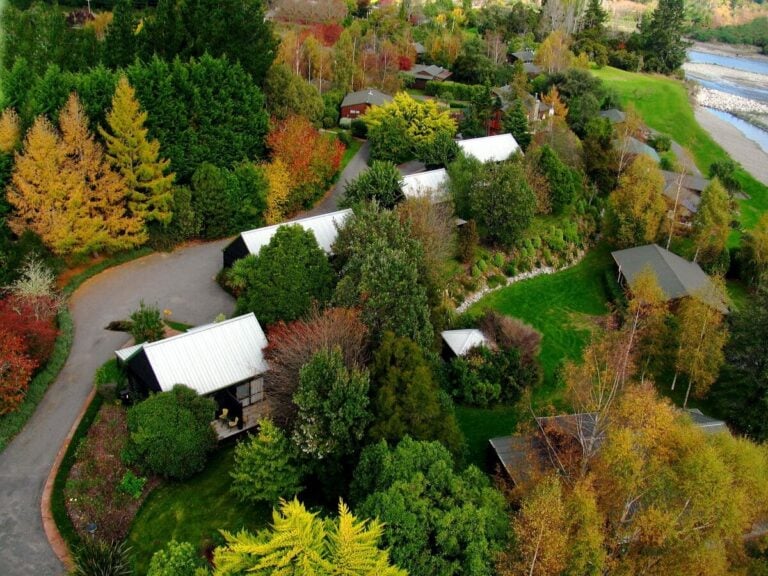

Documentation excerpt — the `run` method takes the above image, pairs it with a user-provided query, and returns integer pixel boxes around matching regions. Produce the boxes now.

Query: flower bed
[64,404,159,543]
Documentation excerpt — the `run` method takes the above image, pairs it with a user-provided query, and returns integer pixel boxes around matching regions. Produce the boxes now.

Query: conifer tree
[59,92,144,254]
[100,76,174,228]
[503,99,531,151]
[0,108,21,153]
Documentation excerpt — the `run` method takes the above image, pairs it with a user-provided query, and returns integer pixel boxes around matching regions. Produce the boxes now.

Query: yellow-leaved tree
[363,92,457,148]
[99,76,175,230]
[9,93,144,256]
[264,159,291,225]
[0,108,21,153]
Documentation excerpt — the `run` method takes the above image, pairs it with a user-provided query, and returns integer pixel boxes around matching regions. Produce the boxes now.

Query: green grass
[339,138,362,170]
[127,444,270,575]
[466,245,614,405]
[164,320,192,332]
[592,66,768,235]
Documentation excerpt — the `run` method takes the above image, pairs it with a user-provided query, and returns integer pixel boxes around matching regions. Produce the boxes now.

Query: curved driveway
[0,143,371,575]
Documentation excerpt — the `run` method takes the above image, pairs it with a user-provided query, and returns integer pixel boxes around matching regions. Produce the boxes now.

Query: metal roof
[612,244,728,312]
[457,133,520,163]
[511,50,535,62]
[620,136,661,162]
[341,88,393,108]
[116,313,268,395]
[408,64,452,79]
[600,108,626,123]
[685,408,729,434]
[402,168,448,200]
[237,209,352,257]
[662,170,710,194]
[441,329,488,356]
[412,41,426,54]
[523,62,542,75]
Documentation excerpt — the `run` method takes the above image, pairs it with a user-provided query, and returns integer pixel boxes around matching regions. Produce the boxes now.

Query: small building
[509,49,535,64]
[441,328,489,359]
[340,88,393,120]
[223,209,353,268]
[401,168,448,200]
[406,64,452,90]
[457,133,521,163]
[412,41,426,62]
[600,108,626,124]
[619,136,660,163]
[611,244,728,313]
[662,170,709,218]
[523,62,542,76]
[115,313,269,438]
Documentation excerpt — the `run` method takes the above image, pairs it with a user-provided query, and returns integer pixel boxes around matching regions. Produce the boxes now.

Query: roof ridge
[241,209,352,238]
[141,312,257,350]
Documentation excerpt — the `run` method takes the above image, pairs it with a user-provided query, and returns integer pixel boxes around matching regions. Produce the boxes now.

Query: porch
[212,399,271,440]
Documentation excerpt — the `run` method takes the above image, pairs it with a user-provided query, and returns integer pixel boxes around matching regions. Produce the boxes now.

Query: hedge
[424,80,487,102]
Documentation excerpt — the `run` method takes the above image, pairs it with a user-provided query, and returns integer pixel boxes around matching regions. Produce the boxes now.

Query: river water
[686,49,768,153]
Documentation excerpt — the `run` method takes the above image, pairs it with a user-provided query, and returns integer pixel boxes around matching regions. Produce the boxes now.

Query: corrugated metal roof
[662,170,710,194]
[237,209,352,257]
[116,313,268,395]
[600,108,626,123]
[685,408,729,434]
[115,342,144,363]
[341,88,393,108]
[621,136,661,162]
[441,329,488,356]
[511,50,535,62]
[408,64,451,79]
[612,244,727,312]
[402,168,448,200]
[457,133,520,163]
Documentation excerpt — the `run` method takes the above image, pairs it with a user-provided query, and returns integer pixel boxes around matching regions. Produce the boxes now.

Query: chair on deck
[228,417,239,429]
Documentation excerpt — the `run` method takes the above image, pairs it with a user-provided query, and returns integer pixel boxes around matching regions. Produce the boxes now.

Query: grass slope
[127,443,270,574]
[593,66,768,233]
[457,246,613,467]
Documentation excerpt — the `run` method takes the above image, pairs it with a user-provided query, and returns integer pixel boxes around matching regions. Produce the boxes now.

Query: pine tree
[503,99,531,151]
[100,76,174,228]
[58,93,144,255]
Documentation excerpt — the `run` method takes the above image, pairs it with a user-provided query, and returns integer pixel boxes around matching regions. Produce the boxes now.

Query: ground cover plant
[592,66,768,235]
[127,444,271,574]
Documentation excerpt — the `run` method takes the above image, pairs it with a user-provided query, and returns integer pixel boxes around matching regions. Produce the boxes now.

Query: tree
[148,540,209,576]
[0,108,21,154]
[190,163,234,239]
[414,129,460,168]
[604,155,666,248]
[214,499,406,576]
[470,159,536,247]
[342,160,404,208]
[264,307,368,427]
[709,159,742,195]
[334,206,434,349]
[264,64,324,124]
[369,332,463,452]
[293,348,372,461]
[579,0,608,40]
[352,437,507,576]
[232,225,335,326]
[448,152,484,219]
[535,30,574,74]
[692,178,731,270]
[368,114,415,164]
[742,212,768,286]
[129,301,165,344]
[535,144,580,213]
[123,385,217,480]
[100,76,175,229]
[639,0,688,73]
[615,104,643,177]
[582,116,617,194]
[264,159,292,224]
[230,418,303,505]
[103,0,138,70]
[0,328,37,415]
[503,99,531,151]
[673,292,728,407]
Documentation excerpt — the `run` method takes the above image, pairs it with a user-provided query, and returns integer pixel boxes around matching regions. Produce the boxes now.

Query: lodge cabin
[340,88,393,120]
[222,209,352,268]
[406,64,452,90]
[115,313,269,439]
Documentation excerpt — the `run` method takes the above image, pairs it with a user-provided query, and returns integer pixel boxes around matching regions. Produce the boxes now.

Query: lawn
[592,66,768,234]
[457,245,614,467]
[127,443,270,574]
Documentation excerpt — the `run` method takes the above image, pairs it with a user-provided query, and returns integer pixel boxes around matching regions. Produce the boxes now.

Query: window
[236,377,264,407]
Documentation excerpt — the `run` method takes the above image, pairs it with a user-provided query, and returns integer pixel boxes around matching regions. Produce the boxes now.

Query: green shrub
[351,119,368,138]
[117,470,147,500]
[123,385,216,480]
[71,539,133,576]
[457,220,479,263]
[471,265,482,278]
[648,134,671,152]
[505,262,518,277]
[531,235,542,249]
[94,359,126,402]
[337,130,352,147]
[477,259,488,272]
[487,274,506,289]
[148,540,209,576]
[129,301,165,344]
[492,252,505,268]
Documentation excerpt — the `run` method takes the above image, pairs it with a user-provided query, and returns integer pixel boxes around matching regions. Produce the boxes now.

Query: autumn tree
[0,108,21,154]
[692,178,732,270]
[615,104,643,177]
[604,155,666,248]
[0,328,38,415]
[99,76,175,230]
[536,30,574,74]
[214,499,406,576]
[673,291,728,407]
[264,307,368,426]
[263,159,291,224]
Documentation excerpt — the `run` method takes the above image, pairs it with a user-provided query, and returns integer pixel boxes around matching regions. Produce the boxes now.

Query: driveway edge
[41,386,97,572]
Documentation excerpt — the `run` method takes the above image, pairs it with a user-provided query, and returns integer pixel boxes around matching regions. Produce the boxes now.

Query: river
[686,48,768,154]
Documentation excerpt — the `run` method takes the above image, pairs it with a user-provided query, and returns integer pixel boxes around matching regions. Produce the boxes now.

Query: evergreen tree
[640,0,688,73]
[503,99,531,151]
[342,160,404,209]
[536,144,580,213]
[579,0,608,39]
[100,76,174,228]
[103,0,138,69]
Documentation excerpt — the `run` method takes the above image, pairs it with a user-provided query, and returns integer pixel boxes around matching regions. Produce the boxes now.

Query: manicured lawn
[592,66,768,235]
[127,443,270,574]
[457,246,614,468]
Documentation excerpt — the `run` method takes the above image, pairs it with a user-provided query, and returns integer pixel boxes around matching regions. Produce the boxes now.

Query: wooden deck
[212,400,271,440]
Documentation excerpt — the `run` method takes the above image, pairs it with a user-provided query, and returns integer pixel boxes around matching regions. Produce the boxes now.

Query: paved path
[0,141,373,574]
[0,239,235,575]
[301,140,370,217]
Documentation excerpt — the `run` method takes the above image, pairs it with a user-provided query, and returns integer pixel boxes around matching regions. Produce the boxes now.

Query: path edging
[41,386,97,571]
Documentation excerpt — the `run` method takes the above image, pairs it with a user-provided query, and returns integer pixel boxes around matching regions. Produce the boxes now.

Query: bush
[505,261,518,277]
[71,539,133,576]
[487,274,506,289]
[337,130,352,147]
[648,134,671,152]
[94,358,126,402]
[492,252,505,268]
[129,301,165,344]
[351,119,367,138]
[477,258,488,272]
[608,49,641,71]
[148,540,209,576]
[123,385,216,480]
[117,470,147,500]
[457,220,479,263]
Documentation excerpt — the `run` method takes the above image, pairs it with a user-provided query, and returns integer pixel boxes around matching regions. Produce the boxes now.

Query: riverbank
[689,40,768,62]
[695,106,768,186]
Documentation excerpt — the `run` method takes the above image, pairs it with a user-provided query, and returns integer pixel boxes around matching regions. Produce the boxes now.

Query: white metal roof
[401,168,448,200]
[457,133,520,163]
[116,313,269,395]
[239,209,352,257]
[441,329,488,357]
